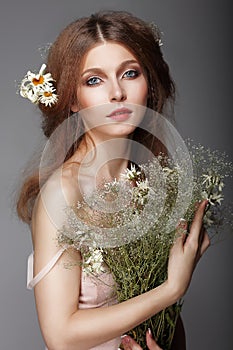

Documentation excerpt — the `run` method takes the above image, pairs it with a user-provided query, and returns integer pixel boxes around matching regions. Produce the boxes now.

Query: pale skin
[32,42,210,350]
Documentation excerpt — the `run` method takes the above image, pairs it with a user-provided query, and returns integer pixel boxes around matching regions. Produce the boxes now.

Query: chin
[96,124,137,139]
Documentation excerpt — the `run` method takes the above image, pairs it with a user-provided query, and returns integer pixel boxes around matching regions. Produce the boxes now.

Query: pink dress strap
[27,247,66,289]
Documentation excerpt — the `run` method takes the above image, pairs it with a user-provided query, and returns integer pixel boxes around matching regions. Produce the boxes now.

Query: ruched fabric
[27,249,121,349]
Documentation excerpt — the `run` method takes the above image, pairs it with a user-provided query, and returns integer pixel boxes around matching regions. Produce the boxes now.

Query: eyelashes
[84,69,141,86]
[122,69,140,79]
[86,77,102,86]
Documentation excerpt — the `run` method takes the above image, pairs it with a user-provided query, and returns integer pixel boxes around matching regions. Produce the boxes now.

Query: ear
[71,103,79,113]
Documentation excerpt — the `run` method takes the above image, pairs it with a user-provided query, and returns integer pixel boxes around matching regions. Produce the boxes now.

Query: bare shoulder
[31,166,83,273]
[31,163,82,247]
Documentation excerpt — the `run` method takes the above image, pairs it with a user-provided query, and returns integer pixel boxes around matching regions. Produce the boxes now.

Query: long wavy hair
[16,10,175,223]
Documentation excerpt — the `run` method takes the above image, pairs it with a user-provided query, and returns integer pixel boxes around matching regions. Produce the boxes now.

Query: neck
[79,136,131,182]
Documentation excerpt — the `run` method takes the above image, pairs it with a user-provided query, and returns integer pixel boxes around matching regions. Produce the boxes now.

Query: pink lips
[107,107,132,121]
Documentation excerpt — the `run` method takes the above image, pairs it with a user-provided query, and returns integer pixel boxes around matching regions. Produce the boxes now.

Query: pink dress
[27,248,121,349]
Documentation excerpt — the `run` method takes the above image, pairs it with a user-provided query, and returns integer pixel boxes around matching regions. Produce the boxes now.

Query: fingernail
[148,328,158,341]
[177,218,188,234]
[121,335,130,344]
[200,199,209,208]
[179,218,187,226]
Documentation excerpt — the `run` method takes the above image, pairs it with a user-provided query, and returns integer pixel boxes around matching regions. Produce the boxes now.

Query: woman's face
[73,42,148,141]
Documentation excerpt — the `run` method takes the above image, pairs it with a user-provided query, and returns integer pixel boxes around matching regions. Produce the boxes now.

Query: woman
[17,11,209,350]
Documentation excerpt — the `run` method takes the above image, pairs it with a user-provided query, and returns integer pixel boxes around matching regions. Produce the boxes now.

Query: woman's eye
[86,77,101,86]
[123,70,139,79]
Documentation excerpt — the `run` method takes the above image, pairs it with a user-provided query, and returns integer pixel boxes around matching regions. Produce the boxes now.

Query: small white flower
[208,192,224,206]
[121,164,141,181]
[23,63,54,89]
[136,178,149,194]
[19,64,58,106]
[202,171,224,206]
[162,167,173,174]
[38,87,58,107]
[204,211,214,226]
[202,173,223,189]
[202,174,213,187]
[103,178,119,193]
[20,86,39,104]
[132,179,150,206]
[83,248,105,275]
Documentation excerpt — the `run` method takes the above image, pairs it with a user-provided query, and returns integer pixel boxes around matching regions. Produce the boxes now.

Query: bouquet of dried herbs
[57,142,232,349]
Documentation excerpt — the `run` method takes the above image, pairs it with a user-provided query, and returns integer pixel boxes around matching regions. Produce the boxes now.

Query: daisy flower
[19,64,58,106]
[38,87,58,107]
[20,85,39,104]
[21,63,54,89]
[121,164,141,181]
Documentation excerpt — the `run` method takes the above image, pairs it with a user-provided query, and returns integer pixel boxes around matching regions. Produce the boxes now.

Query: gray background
[1,0,232,349]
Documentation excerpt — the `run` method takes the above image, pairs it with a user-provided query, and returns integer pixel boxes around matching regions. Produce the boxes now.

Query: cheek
[135,80,148,105]
[77,91,92,109]
[77,87,106,110]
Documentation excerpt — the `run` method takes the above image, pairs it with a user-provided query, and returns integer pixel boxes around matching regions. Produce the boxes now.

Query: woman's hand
[121,329,162,350]
[166,199,210,299]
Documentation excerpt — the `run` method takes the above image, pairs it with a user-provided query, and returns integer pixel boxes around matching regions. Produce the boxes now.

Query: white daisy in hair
[38,86,58,107]
[20,84,39,104]
[19,64,58,106]
[21,63,54,89]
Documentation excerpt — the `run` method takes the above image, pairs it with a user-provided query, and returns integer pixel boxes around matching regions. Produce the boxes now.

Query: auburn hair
[16,10,175,223]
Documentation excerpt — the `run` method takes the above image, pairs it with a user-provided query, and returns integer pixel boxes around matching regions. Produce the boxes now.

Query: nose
[109,80,127,102]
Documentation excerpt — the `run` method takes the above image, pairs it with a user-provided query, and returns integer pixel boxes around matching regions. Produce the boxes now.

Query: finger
[121,335,142,350]
[120,335,132,350]
[171,219,188,253]
[169,232,185,256]
[176,219,188,237]
[197,225,205,253]
[195,230,210,265]
[189,200,208,240]
[200,231,210,256]
[174,219,188,246]
[146,329,163,349]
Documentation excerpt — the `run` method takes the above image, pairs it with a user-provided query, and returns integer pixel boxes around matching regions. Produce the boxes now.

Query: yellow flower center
[32,75,44,85]
[44,91,52,97]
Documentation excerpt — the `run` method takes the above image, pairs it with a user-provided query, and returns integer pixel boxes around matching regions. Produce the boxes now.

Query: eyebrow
[81,59,140,77]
